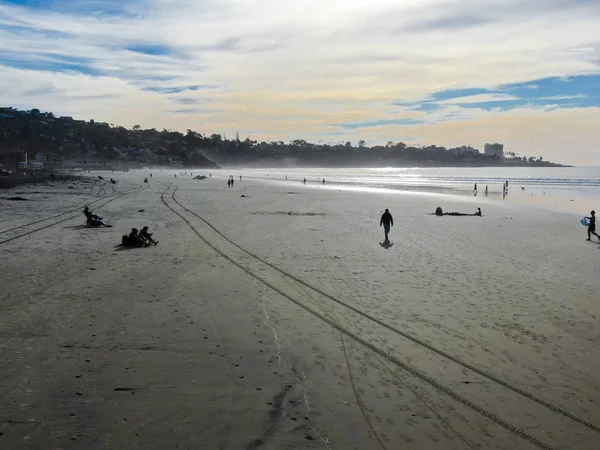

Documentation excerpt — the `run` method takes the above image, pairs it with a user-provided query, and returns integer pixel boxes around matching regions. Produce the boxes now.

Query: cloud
[436,93,520,104]
[0,0,599,164]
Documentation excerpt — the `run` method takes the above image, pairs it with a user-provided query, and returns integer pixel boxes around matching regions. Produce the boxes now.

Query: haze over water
[200,166,600,215]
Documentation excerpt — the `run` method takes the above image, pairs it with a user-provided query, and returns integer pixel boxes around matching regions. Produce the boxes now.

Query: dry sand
[0,171,599,450]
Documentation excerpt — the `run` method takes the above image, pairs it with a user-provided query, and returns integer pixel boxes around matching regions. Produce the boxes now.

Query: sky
[1,0,599,165]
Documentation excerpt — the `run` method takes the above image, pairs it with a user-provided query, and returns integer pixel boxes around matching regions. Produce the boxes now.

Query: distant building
[485,143,504,157]
[450,146,480,156]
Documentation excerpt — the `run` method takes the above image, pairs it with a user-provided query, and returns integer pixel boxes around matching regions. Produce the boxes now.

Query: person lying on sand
[434,206,482,217]
[139,226,158,245]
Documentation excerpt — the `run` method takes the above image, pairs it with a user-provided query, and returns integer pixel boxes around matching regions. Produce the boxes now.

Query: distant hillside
[0,107,565,169]
[0,107,220,169]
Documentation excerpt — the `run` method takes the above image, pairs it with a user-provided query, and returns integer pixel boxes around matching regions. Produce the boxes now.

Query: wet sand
[1,172,599,449]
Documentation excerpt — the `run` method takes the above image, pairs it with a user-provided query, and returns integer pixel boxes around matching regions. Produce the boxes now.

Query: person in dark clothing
[586,210,599,241]
[88,218,112,227]
[122,228,145,247]
[475,207,482,216]
[83,207,103,222]
[380,209,393,241]
[139,226,158,245]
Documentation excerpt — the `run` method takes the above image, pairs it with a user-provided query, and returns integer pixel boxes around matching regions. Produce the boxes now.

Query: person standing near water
[585,210,599,241]
[380,209,393,241]
[485,185,488,197]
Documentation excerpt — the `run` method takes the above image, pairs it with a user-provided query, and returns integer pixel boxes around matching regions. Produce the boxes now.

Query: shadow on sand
[113,244,143,252]
[380,240,393,249]
[63,224,90,229]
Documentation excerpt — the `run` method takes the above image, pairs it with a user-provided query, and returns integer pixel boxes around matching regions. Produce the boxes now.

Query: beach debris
[240,194,248,198]
[138,209,145,212]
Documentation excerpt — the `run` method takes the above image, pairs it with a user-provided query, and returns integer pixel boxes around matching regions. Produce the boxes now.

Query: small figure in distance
[322,179,325,185]
[140,226,158,245]
[475,207,482,216]
[303,178,306,184]
[485,185,488,197]
[585,210,599,241]
[380,208,393,241]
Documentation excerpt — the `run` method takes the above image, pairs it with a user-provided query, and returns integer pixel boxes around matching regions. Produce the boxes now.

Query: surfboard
[581,217,590,226]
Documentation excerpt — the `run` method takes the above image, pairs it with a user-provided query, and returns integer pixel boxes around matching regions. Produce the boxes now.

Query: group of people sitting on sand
[83,207,158,247]
[122,227,158,247]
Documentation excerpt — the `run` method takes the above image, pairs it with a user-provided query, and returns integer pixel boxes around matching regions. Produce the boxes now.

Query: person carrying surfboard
[585,210,599,241]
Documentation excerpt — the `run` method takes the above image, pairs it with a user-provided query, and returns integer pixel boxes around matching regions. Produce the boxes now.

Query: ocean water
[153,166,599,214]
[212,166,600,214]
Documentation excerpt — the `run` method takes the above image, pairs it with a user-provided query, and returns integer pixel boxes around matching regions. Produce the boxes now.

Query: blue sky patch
[125,44,174,56]
[395,74,600,113]
[2,0,137,17]
[335,117,424,130]
[0,51,100,76]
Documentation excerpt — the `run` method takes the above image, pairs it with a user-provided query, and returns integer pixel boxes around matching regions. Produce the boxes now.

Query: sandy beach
[1,171,599,449]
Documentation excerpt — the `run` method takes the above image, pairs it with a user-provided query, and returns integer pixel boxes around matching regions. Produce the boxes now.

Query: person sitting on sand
[122,228,146,247]
[380,208,393,241]
[585,210,599,241]
[84,206,101,220]
[139,226,158,245]
[475,208,482,216]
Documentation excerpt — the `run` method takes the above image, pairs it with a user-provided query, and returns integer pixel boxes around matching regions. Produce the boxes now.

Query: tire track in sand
[160,185,568,450]
[0,184,145,245]
[168,186,600,438]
